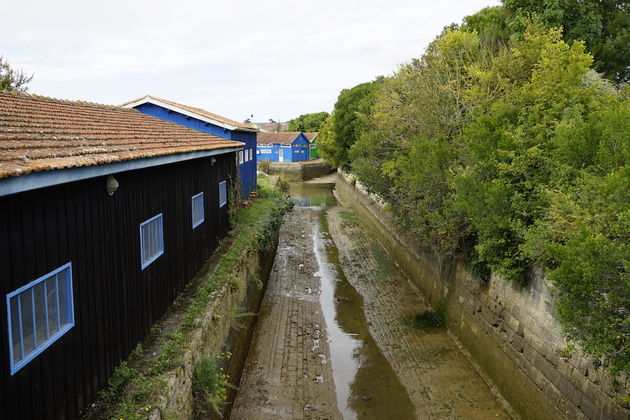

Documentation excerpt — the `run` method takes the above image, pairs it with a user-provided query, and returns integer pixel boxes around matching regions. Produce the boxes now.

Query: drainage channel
[229,181,415,419]
[312,201,416,419]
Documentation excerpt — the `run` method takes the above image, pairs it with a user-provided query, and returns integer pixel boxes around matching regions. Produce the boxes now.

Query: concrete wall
[335,170,629,420]
[260,160,334,181]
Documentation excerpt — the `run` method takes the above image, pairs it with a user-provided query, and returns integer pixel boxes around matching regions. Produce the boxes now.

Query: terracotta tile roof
[257,132,304,145]
[121,95,257,132]
[303,132,318,141]
[0,91,243,179]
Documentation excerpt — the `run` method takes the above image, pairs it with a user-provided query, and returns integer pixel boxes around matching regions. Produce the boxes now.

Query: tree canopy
[317,79,381,168]
[0,56,33,92]
[287,112,330,132]
[323,17,629,375]
[498,0,630,83]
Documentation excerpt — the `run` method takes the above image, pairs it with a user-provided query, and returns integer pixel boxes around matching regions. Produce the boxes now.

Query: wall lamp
[106,175,119,196]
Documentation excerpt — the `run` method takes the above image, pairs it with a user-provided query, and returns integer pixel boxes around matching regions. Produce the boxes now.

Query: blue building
[123,95,258,198]
[257,132,310,162]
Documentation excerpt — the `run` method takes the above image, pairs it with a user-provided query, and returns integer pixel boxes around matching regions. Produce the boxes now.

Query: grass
[103,183,292,420]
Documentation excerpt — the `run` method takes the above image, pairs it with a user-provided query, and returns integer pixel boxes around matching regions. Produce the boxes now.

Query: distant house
[304,132,319,159]
[251,121,288,132]
[0,91,243,420]
[257,132,310,162]
[122,95,258,198]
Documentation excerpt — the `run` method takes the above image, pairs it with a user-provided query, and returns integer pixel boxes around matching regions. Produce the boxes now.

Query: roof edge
[0,146,242,197]
[122,96,258,133]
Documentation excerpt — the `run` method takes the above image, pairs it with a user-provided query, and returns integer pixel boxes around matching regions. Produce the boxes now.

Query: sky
[1,0,500,123]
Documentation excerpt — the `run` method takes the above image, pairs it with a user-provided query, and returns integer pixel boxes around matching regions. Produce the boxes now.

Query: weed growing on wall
[192,355,233,416]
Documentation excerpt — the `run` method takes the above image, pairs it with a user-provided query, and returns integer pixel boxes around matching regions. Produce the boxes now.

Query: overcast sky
[2,0,499,123]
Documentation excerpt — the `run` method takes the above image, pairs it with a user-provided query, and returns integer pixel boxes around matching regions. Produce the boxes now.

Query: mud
[231,182,516,419]
[230,209,341,419]
[327,207,516,419]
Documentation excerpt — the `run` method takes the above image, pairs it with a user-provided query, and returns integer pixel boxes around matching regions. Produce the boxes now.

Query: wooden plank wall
[135,103,257,198]
[0,153,236,419]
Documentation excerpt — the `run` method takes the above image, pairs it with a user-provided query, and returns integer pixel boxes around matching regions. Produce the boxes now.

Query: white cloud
[1,0,500,121]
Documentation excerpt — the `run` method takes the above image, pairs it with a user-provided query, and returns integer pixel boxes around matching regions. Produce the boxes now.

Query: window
[6,262,74,375]
[140,213,164,269]
[239,151,244,164]
[219,180,227,207]
[192,192,205,228]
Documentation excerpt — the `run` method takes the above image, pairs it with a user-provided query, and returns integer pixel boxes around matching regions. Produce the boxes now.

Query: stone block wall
[335,170,628,420]
[150,243,276,420]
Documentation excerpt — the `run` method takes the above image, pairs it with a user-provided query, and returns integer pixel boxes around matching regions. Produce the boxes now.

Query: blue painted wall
[134,103,257,198]
[257,133,310,163]
[290,134,310,162]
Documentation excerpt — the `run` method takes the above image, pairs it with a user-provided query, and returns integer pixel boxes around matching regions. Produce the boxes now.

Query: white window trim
[191,192,205,229]
[140,213,164,269]
[219,180,227,207]
[6,262,75,375]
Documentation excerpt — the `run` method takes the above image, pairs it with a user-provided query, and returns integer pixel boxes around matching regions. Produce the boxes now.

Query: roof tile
[0,91,242,179]
[257,131,304,145]
[122,95,257,131]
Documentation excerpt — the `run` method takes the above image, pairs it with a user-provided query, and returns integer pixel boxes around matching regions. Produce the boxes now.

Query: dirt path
[230,208,341,419]
[327,207,516,419]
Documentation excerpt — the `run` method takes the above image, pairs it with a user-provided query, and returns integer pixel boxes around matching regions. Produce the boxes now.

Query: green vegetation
[192,355,233,416]
[0,56,33,92]
[320,5,629,375]
[104,184,292,419]
[107,361,137,396]
[402,310,446,330]
[318,79,382,167]
[287,111,330,132]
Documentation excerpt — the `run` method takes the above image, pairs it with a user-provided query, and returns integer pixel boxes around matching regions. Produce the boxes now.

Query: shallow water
[289,181,416,419]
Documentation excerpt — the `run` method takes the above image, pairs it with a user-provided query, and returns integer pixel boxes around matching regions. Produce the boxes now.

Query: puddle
[292,181,416,420]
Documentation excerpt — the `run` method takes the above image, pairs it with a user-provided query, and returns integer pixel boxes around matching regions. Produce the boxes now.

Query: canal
[230,178,513,419]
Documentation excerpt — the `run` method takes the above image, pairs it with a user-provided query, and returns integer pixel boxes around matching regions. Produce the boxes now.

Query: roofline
[0,146,242,198]
[123,96,258,133]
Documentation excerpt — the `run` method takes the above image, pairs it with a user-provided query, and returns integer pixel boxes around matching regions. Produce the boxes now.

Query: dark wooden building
[0,91,243,419]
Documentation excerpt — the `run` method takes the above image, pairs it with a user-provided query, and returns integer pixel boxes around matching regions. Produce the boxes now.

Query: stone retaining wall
[335,170,628,420]
[260,159,333,181]
[152,242,277,420]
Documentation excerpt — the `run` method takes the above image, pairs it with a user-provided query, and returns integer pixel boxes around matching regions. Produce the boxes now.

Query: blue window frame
[219,180,227,208]
[192,192,205,228]
[140,213,164,269]
[6,262,75,375]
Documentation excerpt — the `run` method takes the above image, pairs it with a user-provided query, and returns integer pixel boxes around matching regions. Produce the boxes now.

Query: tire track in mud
[327,207,516,420]
[230,209,341,420]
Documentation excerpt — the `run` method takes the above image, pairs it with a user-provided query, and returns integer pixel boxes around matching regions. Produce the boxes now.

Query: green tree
[0,56,33,92]
[502,0,630,83]
[315,114,340,167]
[351,29,497,255]
[452,24,596,279]
[287,112,330,132]
[329,79,381,167]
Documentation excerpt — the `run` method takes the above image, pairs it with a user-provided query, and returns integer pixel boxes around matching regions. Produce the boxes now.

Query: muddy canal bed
[230,181,514,419]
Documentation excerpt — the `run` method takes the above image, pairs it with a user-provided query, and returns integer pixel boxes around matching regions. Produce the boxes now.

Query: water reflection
[293,181,416,420]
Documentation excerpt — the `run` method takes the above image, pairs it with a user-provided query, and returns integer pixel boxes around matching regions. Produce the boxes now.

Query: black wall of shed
[0,152,236,420]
